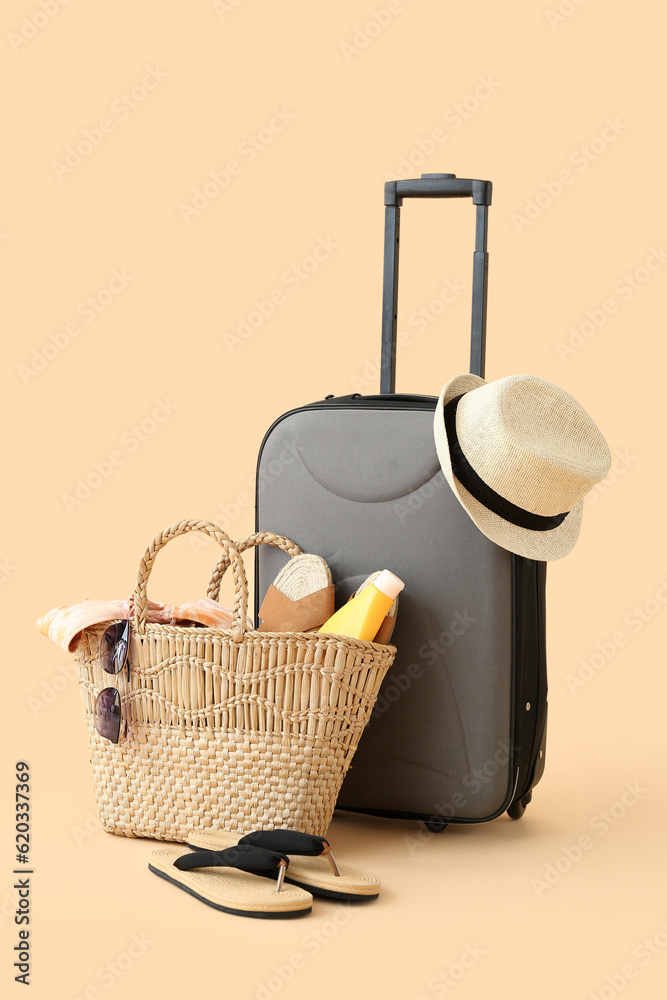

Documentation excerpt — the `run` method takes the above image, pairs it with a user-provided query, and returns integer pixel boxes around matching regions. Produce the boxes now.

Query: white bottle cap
[374,570,404,600]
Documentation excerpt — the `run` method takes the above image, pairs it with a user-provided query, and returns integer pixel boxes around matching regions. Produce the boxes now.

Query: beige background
[3,1,666,997]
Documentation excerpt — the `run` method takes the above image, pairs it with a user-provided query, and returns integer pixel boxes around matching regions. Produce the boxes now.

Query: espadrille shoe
[353,572,400,645]
[148,845,313,919]
[186,829,380,901]
[257,553,335,632]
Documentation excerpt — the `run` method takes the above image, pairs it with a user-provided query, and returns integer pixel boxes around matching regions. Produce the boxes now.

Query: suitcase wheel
[507,790,533,820]
[425,816,449,833]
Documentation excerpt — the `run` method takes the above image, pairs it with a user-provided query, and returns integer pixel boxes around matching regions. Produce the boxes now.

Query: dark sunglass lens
[99,620,130,674]
[94,688,122,743]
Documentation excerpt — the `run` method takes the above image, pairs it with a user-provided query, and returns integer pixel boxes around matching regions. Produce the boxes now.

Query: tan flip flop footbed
[186,829,381,900]
[148,848,312,918]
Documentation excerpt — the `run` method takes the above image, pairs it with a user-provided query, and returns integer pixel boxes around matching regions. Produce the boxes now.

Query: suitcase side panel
[511,557,548,802]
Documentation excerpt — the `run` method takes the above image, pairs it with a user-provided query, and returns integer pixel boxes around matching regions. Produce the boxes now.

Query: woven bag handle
[206,531,302,602]
[133,519,248,641]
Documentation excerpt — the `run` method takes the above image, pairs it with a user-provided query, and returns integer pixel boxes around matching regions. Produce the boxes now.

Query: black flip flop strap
[174,844,286,876]
[443,394,570,533]
[240,829,329,857]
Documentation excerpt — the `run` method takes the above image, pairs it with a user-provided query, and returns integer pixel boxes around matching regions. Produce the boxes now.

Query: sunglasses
[93,620,131,743]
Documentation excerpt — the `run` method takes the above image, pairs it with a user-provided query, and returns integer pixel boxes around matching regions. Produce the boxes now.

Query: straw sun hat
[433,373,611,561]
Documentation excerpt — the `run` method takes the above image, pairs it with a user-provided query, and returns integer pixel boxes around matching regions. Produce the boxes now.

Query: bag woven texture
[76,520,396,841]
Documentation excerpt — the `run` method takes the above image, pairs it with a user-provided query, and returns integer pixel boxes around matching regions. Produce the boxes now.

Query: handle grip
[386,173,493,206]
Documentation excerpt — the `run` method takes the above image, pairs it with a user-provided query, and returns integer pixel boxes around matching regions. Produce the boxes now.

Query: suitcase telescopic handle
[380,172,492,393]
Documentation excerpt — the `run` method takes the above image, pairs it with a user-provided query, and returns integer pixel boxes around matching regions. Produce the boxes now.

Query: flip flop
[186,829,380,901]
[148,844,313,919]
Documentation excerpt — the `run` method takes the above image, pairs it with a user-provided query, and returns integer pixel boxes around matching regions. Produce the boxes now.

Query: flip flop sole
[148,849,312,919]
[148,864,311,919]
[186,831,381,900]
[283,876,379,902]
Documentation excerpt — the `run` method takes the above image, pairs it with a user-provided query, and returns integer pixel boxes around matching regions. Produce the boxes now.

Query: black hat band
[443,394,570,533]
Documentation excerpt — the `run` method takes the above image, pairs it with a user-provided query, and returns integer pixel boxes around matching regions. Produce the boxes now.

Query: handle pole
[380,204,400,395]
[470,204,489,379]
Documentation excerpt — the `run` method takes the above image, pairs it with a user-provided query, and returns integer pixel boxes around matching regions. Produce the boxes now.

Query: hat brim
[434,374,583,561]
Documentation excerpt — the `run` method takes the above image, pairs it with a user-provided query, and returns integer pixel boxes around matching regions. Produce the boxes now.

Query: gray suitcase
[254,174,547,830]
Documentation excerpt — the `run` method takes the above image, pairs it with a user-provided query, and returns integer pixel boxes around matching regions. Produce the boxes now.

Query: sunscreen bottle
[319,570,404,641]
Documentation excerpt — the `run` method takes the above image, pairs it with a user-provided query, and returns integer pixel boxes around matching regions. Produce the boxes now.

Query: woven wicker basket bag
[76,519,396,841]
